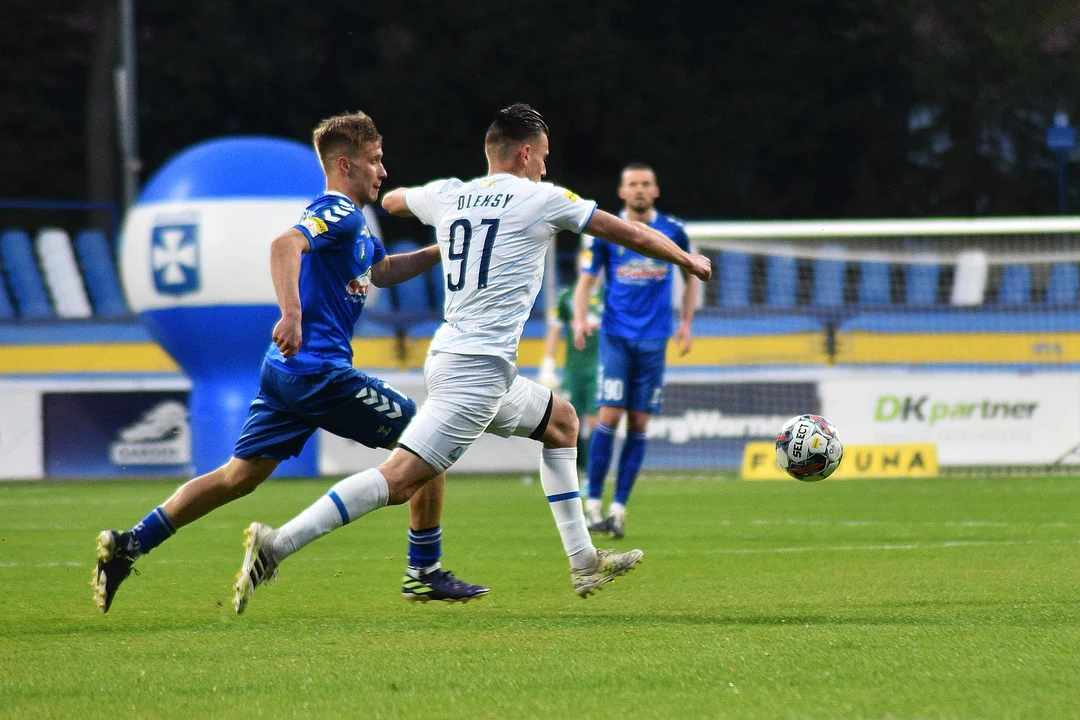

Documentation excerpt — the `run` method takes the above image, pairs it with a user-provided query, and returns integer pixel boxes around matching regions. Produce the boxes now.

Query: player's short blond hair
[312,112,382,171]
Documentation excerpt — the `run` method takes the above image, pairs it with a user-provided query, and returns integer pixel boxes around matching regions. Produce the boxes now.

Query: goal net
[646,217,1080,474]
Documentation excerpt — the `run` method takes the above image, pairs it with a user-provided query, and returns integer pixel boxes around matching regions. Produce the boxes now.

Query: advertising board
[43,391,193,477]
[0,385,43,479]
[642,379,820,469]
[819,374,1080,466]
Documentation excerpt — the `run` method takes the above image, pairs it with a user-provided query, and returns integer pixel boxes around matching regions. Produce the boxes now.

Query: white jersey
[405,173,597,363]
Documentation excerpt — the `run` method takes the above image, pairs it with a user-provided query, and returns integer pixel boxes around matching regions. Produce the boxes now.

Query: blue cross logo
[151,224,200,295]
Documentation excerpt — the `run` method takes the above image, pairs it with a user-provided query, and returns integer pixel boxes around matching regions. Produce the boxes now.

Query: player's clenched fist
[685,253,712,281]
[273,314,303,358]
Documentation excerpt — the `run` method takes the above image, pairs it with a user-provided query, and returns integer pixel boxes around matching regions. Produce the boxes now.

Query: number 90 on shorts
[595,334,668,414]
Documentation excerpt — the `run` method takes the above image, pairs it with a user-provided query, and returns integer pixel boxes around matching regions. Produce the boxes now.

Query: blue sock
[130,506,176,556]
[408,526,442,569]
[614,431,647,506]
[587,422,616,500]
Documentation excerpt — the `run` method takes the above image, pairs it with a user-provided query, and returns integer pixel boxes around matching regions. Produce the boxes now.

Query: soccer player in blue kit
[230,104,712,613]
[92,112,487,613]
[574,163,698,539]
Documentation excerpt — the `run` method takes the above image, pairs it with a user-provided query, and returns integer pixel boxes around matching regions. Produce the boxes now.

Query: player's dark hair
[312,112,382,171]
[485,103,549,159]
[621,162,655,176]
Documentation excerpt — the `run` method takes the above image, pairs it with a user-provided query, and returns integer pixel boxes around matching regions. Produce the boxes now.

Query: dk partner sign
[819,373,1080,466]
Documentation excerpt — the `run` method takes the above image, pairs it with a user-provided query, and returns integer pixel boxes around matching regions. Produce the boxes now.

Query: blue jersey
[585,210,689,340]
[264,191,386,375]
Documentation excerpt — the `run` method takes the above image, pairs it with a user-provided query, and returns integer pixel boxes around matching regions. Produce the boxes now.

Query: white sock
[406,561,440,579]
[541,446,596,570]
[269,468,389,563]
[585,498,604,524]
[609,502,626,522]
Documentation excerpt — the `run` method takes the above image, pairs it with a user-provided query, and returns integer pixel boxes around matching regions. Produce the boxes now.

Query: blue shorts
[596,333,667,414]
[233,361,416,461]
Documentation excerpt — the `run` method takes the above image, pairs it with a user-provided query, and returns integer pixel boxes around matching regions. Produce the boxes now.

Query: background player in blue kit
[573,163,699,539]
[92,112,487,613]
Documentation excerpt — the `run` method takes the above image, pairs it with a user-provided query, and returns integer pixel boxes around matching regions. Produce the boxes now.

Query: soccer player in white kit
[234,104,712,610]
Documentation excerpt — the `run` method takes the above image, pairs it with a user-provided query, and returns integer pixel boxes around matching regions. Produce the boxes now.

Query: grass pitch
[1,473,1078,719]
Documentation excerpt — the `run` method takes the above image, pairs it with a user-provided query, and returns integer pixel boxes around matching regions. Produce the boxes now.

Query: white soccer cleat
[585,498,604,526]
[571,547,644,598]
[233,522,279,614]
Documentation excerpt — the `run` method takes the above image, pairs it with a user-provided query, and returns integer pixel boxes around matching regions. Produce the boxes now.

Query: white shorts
[397,352,553,473]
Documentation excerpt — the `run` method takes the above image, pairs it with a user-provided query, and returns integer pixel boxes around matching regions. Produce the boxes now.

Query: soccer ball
[775,414,843,482]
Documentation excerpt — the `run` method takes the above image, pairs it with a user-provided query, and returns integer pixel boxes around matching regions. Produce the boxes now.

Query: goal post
[640,217,1080,474]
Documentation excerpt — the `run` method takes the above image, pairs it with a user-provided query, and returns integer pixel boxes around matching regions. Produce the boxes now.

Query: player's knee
[380,451,439,505]
[628,411,651,434]
[543,395,579,448]
[223,458,273,496]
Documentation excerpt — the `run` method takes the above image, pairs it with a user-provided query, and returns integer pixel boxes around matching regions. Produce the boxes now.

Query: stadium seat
[386,239,431,311]
[719,251,750,307]
[1045,263,1079,304]
[811,247,846,307]
[0,272,15,321]
[73,229,129,316]
[765,254,797,307]
[904,261,940,305]
[997,264,1032,305]
[951,249,988,305]
[0,229,54,319]
[36,228,92,318]
[857,260,891,305]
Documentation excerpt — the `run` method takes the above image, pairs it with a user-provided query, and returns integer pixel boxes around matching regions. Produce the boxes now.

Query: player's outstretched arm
[381,187,414,218]
[370,244,441,288]
[269,228,310,359]
[585,210,712,281]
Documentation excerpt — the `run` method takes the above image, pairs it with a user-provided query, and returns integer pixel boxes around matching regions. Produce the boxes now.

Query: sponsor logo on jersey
[615,258,669,284]
[563,188,580,202]
[302,215,328,236]
[345,269,372,303]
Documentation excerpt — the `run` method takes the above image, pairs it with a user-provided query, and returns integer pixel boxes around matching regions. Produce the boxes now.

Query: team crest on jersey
[345,268,372,303]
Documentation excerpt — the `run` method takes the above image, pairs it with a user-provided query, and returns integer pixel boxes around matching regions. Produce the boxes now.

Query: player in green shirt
[541,248,604,477]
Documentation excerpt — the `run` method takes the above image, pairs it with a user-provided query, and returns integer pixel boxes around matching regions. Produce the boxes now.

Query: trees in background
[4,0,1080,219]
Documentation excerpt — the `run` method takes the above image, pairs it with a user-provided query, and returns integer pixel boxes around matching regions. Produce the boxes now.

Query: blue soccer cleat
[401,568,490,603]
